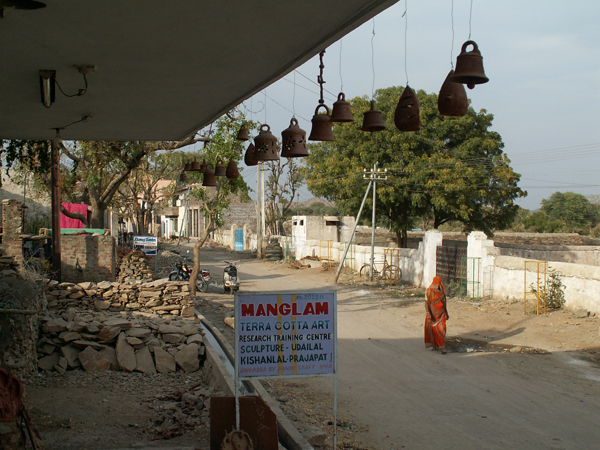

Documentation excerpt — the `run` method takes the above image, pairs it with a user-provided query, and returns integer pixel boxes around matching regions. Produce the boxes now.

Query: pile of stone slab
[45,279,195,317]
[37,309,206,374]
[117,249,154,283]
[0,250,18,278]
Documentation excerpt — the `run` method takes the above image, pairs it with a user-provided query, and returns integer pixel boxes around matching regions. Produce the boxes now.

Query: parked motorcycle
[223,261,240,294]
[168,250,209,293]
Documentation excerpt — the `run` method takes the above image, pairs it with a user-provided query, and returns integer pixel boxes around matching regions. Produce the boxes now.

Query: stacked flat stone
[117,249,154,282]
[0,252,19,278]
[44,279,195,317]
[37,309,206,374]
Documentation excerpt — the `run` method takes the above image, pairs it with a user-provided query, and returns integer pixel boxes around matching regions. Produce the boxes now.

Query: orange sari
[424,276,448,351]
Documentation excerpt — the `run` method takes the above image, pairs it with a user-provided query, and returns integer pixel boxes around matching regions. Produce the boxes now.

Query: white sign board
[133,235,158,256]
[235,291,336,379]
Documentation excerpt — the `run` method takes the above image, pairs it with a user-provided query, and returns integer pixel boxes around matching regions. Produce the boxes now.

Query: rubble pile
[117,249,154,282]
[0,250,18,278]
[37,309,206,374]
[45,279,195,317]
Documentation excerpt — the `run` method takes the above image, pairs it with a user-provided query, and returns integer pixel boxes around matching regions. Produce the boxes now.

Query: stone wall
[61,234,116,283]
[1,199,22,242]
[222,202,257,233]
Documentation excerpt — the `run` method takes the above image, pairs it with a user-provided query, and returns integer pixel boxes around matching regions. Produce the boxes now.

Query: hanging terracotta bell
[361,100,385,132]
[308,104,334,141]
[226,159,239,179]
[281,118,308,158]
[190,158,201,172]
[236,125,249,141]
[394,86,421,132]
[244,143,258,166]
[215,159,226,176]
[179,171,187,182]
[184,161,192,172]
[202,165,217,187]
[438,70,468,116]
[331,92,353,123]
[450,40,489,89]
[254,124,280,161]
[199,159,208,174]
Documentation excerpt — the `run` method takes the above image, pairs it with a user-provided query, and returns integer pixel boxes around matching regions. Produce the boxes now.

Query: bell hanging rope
[202,165,218,187]
[394,86,421,132]
[308,104,334,141]
[244,143,258,166]
[449,40,489,89]
[226,159,239,179]
[331,92,353,123]
[236,125,249,141]
[254,124,280,161]
[214,159,226,177]
[281,117,308,158]
[361,100,385,132]
[438,70,468,116]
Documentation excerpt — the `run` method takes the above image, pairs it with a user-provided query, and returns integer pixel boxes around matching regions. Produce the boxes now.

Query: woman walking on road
[425,276,449,354]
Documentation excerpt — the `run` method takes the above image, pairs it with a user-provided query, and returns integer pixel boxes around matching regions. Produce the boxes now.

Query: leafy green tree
[304,86,525,245]
[522,211,564,233]
[541,191,599,234]
[264,157,304,235]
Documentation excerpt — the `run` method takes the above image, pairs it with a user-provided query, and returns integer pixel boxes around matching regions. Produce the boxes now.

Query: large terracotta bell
[184,161,192,172]
[331,92,353,123]
[199,159,208,174]
[449,40,489,89]
[236,125,249,141]
[281,118,308,158]
[226,159,239,179]
[179,171,187,182]
[394,86,421,132]
[215,159,226,177]
[361,100,385,132]
[438,70,468,116]
[244,143,258,166]
[254,124,280,161]
[308,104,334,141]
[202,165,217,187]
[190,158,201,172]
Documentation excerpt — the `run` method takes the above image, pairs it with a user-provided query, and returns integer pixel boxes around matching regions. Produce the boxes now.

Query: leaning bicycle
[359,259,402,286]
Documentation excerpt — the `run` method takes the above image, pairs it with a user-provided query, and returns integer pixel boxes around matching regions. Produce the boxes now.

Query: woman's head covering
[430,276,443,288]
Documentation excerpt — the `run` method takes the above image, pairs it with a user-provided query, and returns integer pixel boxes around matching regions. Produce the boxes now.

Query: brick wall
[223,203,257,232]
[2,199,22,243]
[61,235,116,283]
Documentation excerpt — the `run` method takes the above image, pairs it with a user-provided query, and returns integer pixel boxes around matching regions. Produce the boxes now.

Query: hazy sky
[215,1,600,211]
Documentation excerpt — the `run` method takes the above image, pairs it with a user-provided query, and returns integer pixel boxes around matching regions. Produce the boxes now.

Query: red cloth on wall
[60,202,89,228]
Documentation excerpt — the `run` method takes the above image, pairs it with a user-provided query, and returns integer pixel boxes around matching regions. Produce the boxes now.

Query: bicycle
[359,259,402,286]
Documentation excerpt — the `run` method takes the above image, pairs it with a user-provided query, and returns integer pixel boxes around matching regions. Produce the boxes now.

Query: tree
[187,114,251,295]
[264,158,304,235]
[304,86,525,245]
[541,191,599,233]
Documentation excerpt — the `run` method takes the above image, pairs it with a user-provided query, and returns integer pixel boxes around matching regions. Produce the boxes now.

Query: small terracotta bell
[199,159,208,174]
[226,159,239,179]
[308,104,334,141]
[281,118,308,158]
[450,40,489,89]
[244,143,258,166]
[254,124,280,161]
[394,86,421,132]
[202,165,217,187]
[331,92,353,123]
[215,159,226,176]
[179,171,187,182]
[438,70,468,116]
[190,158,200,172]
[184,161,192,172]
[236,125,249,141]
[361,100,385,132]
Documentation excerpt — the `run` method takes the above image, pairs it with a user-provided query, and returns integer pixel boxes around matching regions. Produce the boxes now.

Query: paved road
[187,245,600,450]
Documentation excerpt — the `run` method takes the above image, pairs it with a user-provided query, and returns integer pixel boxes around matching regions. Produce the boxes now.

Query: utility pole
[51,131,62,281]
[363,162,387,281]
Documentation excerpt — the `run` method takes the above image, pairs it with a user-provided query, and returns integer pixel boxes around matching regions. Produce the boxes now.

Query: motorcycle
[168,250,210,293]
[223,261,240,295]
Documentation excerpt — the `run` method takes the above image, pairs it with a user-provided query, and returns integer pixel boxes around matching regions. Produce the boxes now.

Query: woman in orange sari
[425,276,449,353]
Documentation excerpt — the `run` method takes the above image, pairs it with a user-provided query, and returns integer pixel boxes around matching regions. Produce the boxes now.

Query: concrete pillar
[467,231,497,298]
[422,230,443,288]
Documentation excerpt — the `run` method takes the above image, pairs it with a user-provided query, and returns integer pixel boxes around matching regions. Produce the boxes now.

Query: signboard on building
[234,291,336,379]
[133,235,158,256]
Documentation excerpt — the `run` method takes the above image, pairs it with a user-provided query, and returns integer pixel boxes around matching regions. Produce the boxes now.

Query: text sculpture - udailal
[234,291,337,379]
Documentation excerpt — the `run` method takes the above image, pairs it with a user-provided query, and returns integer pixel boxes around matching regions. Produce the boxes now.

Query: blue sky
[221,1,600,211]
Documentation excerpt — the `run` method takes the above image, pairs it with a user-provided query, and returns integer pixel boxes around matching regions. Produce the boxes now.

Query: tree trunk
[89,205,105,228]
[189,216,214,296]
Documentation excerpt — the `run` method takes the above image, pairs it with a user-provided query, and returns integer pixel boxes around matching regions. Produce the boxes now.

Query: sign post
[234,290,337,447]
[133,235,159,274]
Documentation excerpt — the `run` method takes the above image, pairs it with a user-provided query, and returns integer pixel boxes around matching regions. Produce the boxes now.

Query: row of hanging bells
[180,156,239,187]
